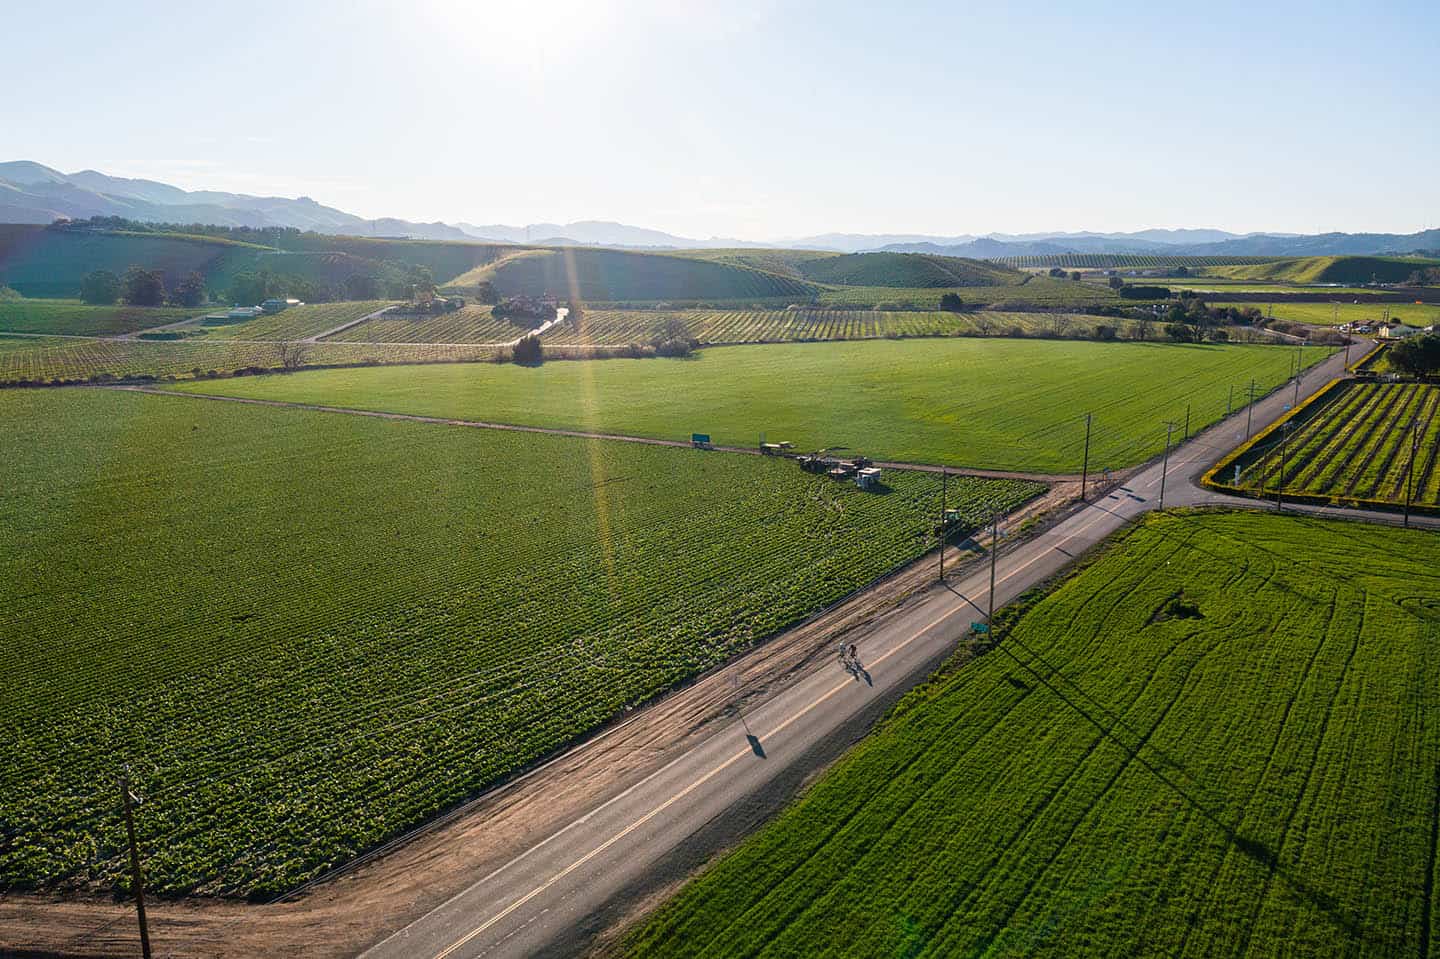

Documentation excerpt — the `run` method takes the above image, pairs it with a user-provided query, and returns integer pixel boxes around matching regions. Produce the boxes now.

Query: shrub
[81,271,121,305]
[513,335,543,365]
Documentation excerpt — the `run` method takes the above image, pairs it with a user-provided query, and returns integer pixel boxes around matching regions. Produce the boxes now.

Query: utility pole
[938,467,947,581]
[1227,384,1233,418]
[1293,341,1304,408]
[1183,403,1191,442]
[120,770,152,959]
[1404,418,1420,528]
[1275,421,1292,512]
[1159,421,1176,511]
[1245,379,1258,438]
[1080,412,1092,502]
[987,512,999,623]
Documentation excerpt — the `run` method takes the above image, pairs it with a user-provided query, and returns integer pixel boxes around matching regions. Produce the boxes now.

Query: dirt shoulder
[0,467,1080,959]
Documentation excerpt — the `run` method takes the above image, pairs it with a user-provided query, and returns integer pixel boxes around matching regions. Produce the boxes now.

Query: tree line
[79,262,499,309]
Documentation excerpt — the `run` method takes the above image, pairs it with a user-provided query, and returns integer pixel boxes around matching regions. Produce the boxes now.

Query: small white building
[1379,324,1419,339]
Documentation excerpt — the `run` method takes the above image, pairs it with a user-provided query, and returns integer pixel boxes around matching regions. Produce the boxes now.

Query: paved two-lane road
[365,347,1426,959]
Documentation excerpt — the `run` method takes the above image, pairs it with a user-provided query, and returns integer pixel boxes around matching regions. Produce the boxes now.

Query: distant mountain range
[2,160,1436,258]
[0,161,473,242]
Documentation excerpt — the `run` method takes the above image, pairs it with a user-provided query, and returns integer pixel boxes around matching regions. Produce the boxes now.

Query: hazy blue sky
[10,0,1438,239]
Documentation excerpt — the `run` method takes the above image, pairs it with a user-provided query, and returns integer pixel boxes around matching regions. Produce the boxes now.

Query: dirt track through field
[107,385,1079,483]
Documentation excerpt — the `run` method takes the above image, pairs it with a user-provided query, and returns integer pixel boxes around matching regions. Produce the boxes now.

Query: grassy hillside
[0,224,260,297]
[0,224,508,298]
[475,247,820,301]
[628,511,1440,958]
[674,248,840,278]
[1209,255,1440,285]
[797,251,1022,288]
[0,388,1040,895]
[171,338,1330,473]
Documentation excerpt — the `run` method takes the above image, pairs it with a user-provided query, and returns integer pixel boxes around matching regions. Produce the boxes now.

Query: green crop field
[546,310,1119,346]
[0,334,68,354]
[1209,255,1440,285]
[1157,281,1383,296]
[795,252,1022,288]
[198,301,393,340]
[169,339,1331,473]
[0,337,498,385]
[0,388,1040,896]
[813,276,1119,309]
[993,254,1283,269]
[323,304,525,343]
[1232,382,1440,508]
[627,511,1440,958]
[0,298,194,336]
[1231,299,1440,328]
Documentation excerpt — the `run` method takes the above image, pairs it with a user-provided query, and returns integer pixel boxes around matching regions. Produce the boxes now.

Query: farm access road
[6,346,1426,959]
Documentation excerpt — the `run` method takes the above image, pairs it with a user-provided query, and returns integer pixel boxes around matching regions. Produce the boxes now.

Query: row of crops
[1236,381,1440,507]
[547,310,970,345]
[198,301,393,340]
[0,388,1044,896]
[322,305,525,343]
[541,310,1117,346]
[0,335,496,384]
[995,254,1284,269]
[627,512,1440,957]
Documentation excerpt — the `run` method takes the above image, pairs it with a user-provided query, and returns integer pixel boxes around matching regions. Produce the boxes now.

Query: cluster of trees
[1406,267,1440,286]
[1047,268,1083,281]
[81,268,206,307]
[55,216,311,250]
[227,262,443,306]
[651,317,700,357]
[1389,334,1440,376]
[1154,299,1263,342]
[939,292,965,312]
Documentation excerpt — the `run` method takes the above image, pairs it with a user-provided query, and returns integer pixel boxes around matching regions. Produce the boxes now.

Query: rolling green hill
[474,247,821,301]
[1208,255,1440,285]
[0,224,509,299]
[797,251,1022,288]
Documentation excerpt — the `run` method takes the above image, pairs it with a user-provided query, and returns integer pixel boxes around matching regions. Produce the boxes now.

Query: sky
[8,0,1439,240]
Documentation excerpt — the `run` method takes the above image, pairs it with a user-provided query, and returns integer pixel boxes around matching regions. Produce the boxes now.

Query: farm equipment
[933,507,963,533]
[799,447,876,482]
[760,441,794,456]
